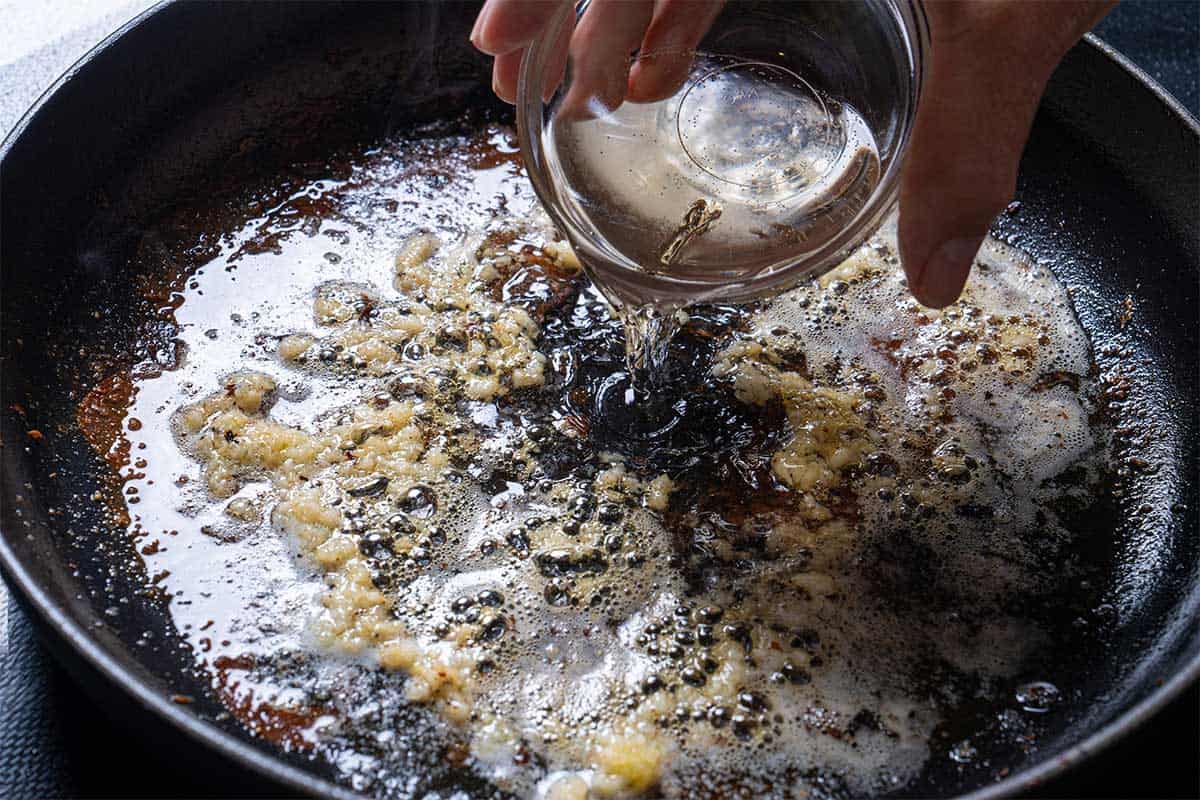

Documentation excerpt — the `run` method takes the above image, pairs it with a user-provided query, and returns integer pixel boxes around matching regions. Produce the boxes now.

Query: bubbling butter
[164,128,1107,799]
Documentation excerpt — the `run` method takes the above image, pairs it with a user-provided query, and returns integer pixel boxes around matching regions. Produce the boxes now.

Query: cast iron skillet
[1,2,1196,797]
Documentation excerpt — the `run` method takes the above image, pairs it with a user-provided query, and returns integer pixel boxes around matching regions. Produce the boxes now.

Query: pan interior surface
[1,3,1196,799]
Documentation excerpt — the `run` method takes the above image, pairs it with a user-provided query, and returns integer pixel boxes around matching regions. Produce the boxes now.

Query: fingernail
[918,237,980,308]
[493,69,515,105]
[470,6,490,47]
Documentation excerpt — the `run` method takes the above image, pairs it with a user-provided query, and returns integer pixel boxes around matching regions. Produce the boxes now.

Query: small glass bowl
[518,0,929,307]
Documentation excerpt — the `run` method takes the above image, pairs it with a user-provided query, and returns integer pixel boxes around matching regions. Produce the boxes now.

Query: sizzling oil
[78,118,1117,799]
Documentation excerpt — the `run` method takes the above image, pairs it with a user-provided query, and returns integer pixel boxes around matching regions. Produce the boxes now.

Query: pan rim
[0,6,1196,799]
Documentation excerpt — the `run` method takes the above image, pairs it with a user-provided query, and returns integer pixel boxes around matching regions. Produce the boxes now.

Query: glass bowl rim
[516,0,931,305]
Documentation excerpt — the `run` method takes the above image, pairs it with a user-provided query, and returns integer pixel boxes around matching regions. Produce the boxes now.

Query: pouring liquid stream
[543,51,882,408]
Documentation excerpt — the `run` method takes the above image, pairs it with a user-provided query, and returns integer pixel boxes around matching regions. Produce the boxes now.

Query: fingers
[492,50,524,103]
[471,0,563,56]
[494,14,573,104]
[474,0,573,104]
[560,0,655,116]
[539,9,575,102]
[898,1,1116,308]
[627,0,726,103]
[472,0,721,112]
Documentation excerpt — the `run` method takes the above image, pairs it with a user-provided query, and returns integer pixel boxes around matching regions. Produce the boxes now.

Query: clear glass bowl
[518,0,929,307]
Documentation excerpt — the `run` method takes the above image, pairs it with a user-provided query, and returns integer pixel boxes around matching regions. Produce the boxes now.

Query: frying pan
[1,2,1196,797]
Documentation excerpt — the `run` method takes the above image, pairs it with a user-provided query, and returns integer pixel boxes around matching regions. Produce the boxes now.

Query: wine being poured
[540,51,882,391]
[517,0,925,401]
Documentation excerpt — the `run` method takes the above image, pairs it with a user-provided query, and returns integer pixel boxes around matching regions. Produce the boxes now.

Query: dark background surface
[1,1,1197,798]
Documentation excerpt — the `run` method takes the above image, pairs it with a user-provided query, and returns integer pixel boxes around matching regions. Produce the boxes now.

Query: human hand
[470,0,1115,308]
[895,0,1115,307]
[470,0,726,111]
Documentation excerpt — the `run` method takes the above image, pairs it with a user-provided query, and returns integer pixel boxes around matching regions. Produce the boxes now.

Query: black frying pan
[1,2,1196,798]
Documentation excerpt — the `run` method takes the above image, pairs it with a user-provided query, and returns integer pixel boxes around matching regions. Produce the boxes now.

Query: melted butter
[85,120,1112,798]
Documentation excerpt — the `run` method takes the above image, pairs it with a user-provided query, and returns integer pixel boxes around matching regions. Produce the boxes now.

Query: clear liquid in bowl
[544,52,881,299]
[542,52,881,388]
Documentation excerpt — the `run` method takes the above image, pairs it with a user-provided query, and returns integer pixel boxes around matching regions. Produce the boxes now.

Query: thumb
[898,2,1111,308]
[898,35,1047,308]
